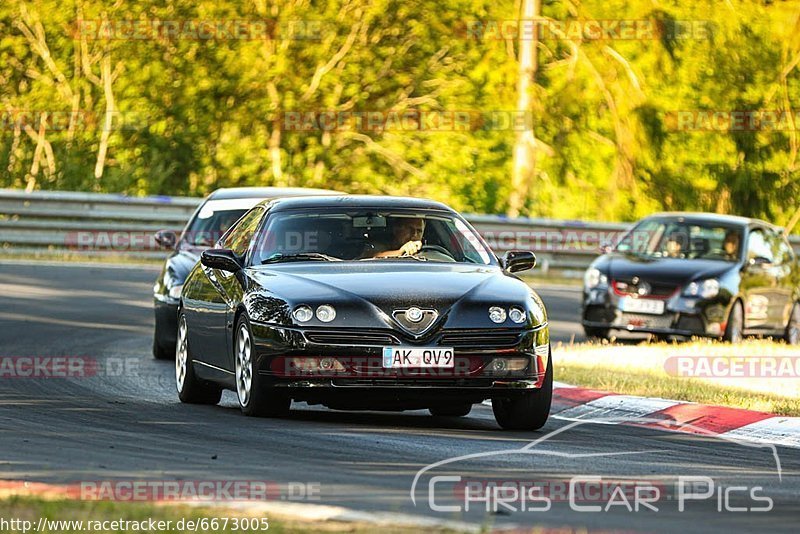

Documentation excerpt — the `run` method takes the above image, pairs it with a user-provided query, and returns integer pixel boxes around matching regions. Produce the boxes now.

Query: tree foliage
[0,0,798,228]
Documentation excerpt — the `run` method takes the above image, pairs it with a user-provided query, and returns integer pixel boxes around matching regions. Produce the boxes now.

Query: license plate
[619,297,665,315]
[382,347,454,368]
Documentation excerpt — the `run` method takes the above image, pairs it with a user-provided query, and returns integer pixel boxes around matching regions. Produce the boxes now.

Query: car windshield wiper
[262,253,342,264]
[360,255,427,261]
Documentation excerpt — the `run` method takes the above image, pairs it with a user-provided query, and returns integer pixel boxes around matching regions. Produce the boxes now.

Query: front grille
[439,330,522,349]
[303,328,524,349]
[304,330,400,346]
[613,279,677,299]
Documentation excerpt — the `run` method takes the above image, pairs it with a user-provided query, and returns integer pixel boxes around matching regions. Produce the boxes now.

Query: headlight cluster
[168,284,184,299]
[584,268,608,289]
[489,306,527,324]
[293,304,337,323]
[683,279,719,299]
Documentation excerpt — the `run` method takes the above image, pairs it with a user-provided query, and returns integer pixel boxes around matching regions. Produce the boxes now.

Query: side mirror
[503,250,536,273]
[748,256,772,267]
[201,248,241,272]
[154,230,178,249]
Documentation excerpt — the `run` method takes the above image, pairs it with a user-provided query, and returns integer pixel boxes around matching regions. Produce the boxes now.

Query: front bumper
[249,322,549,402]
[582,286,730,337]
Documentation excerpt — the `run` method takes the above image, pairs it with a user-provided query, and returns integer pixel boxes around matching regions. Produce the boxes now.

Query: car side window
[746,229,773,264]
[772,232,794,266]
[220,207,264,257]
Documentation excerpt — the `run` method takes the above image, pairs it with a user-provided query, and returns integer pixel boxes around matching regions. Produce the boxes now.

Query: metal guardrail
[1,188,798,272]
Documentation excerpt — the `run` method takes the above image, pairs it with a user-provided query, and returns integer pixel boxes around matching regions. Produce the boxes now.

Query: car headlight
[488,306,507,323]
[293,305,314,322]
[683,279,719,299]
[168,284,183,299]
[508,307,526,324]
[316,305,336,323]
[584,268,608,289]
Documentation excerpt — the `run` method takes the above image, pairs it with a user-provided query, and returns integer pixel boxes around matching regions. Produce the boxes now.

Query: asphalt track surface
[0,262,798,533]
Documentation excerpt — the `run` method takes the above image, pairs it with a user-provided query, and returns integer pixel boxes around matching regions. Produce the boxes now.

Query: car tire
[723,300,744,343]
[583,326,609,340]
[235,315,290,418]
[175,313,222,405]
[429,404,472,417]
[152,334,174,360]
[492,351,553,431]
[785,302,800,346]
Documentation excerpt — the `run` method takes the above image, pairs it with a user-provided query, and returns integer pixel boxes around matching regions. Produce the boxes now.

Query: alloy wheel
[235,323,253,407]
[175,316,188,392]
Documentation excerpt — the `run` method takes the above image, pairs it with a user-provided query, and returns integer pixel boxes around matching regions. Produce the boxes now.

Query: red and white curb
[546,381,800,449]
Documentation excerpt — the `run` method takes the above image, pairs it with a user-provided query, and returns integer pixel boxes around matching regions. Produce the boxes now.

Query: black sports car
[176,195,552,430]
[152,187,340,359]
[582,212,800,343]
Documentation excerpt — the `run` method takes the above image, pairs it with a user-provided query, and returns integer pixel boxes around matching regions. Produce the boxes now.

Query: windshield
[183,197,269,246]
[250,209,495,265]
[615,219,743,262]
[183,208,249,246]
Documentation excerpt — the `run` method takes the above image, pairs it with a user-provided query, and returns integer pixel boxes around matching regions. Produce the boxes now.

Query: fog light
[490,358,508,371]
[489,358,528,372]
[319,358,345,371]
[509,307,526,324]
[293,306,313,322]
[316,305,336,322]
[489,306,507,324]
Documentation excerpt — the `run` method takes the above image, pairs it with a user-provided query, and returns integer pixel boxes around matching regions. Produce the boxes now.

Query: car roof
[644,211,781,231]
[207,187,343,200]
[261,195,453,212]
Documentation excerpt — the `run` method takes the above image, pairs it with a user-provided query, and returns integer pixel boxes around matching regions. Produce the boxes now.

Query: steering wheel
[416,244,456,260]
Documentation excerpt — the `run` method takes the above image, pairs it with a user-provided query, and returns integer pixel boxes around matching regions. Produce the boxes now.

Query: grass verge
[0,496,466,534]
[555,339,800,416]
[556,364,800,417]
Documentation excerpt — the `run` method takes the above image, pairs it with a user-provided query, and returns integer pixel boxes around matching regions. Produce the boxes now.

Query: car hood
[598,253,735,286]
[245,262,545,330]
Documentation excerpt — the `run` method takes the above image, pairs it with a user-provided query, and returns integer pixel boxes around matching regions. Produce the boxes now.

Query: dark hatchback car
[152,187,340,359]
[582,213,800,343]
[175,195,552,430]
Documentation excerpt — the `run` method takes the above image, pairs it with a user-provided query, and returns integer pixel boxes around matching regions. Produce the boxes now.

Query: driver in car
[374,217,426,257]
[722,229,741,260]
[664,232,684,258]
